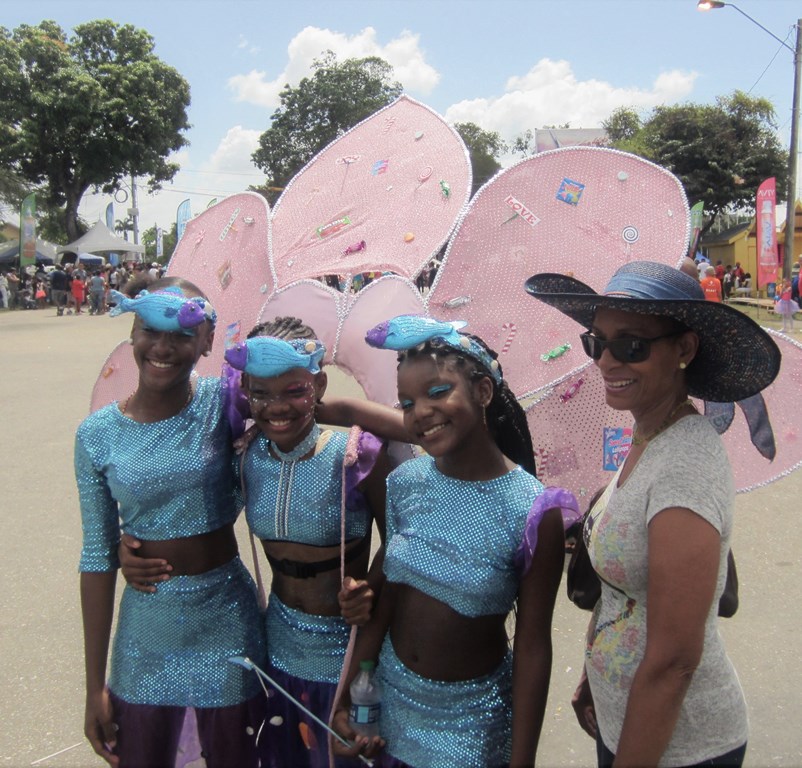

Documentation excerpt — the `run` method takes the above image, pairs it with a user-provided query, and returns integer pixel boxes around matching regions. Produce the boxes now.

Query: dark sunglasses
[580,330,683,363]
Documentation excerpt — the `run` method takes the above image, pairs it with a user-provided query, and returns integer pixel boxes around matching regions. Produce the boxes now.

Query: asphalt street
[1,307,799,767]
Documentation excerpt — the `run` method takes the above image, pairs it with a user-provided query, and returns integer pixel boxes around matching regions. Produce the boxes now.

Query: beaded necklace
[632,398,694,446]
[272,422,321,539]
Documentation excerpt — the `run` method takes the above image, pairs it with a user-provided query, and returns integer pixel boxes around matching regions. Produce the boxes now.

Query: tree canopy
[602,92,787,233]
[0,19,191,241]
[252,52,403,204]
[454,122,507,195]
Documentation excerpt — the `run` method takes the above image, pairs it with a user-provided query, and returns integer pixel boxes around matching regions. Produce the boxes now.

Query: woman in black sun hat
[525,260,780,768]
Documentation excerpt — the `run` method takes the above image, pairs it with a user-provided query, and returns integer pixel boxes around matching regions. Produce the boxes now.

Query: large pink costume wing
[270,95,471,286]
[89,193,271,412]
[428,147,690,397]
[525,330,802,497]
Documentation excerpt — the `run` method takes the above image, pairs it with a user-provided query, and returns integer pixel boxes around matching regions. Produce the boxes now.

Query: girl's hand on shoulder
[339,576,375,626]
[84,687,120,767]
[118,533,172,593]
[331,707,385,760]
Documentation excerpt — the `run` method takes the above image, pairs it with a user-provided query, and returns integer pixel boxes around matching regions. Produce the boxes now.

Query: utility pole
[129,172,140,246]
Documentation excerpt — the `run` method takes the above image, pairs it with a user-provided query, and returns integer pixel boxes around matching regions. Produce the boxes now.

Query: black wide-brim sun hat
[525,260,780,403]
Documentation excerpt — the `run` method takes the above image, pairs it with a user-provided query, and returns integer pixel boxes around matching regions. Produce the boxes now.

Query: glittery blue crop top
[383,456,544,618]
[243,429,380,545]
[75,377,240,572]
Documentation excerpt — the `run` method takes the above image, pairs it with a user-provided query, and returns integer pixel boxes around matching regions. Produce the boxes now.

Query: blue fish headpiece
[109,287,217,333]
[224,336,326,378]
[365,314,502,385]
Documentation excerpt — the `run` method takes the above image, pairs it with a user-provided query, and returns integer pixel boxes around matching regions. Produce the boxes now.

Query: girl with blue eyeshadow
[331,315,578,768]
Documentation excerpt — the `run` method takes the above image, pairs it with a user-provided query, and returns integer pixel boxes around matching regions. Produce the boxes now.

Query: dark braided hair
[247,316,318,341]
[399,334,536,476]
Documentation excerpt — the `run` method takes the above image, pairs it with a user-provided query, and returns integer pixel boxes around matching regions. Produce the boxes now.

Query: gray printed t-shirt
[585,415,748,766]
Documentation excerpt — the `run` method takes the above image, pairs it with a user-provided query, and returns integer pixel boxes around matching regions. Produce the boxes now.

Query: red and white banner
[756,178,779,288]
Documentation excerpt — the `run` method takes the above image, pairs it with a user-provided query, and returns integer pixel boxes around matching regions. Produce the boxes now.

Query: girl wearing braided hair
[328,315,578,768]
[121,315,391,768]
[227,316,391,768]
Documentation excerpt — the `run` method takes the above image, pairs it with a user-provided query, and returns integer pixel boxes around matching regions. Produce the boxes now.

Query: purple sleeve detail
[515,486,581,575]
[220,363,250,440]
[345,430,383,508]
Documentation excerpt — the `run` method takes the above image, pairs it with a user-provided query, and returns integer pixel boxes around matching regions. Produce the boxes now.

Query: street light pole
[697,1,801,278]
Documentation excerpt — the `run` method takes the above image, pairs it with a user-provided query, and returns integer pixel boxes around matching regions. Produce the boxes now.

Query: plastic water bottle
[349,660,381,738]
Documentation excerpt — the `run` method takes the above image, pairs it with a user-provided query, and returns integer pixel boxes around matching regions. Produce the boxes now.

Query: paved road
[1,307,799,767]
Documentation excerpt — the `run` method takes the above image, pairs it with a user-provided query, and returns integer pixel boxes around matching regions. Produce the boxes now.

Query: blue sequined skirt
[377,637,512,768]
[265,593,350,684]
[109,556,266,706]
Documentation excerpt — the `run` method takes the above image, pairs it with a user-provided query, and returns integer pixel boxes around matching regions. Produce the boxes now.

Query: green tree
[0,20,191,241]
[142,222,177,261]
[603,92,787,234]
[251,52,402,205]
[454,122,507,195]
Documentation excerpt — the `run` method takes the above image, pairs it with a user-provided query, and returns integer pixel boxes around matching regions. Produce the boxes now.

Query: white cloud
[228,26,440,109]
[444,58,698,154]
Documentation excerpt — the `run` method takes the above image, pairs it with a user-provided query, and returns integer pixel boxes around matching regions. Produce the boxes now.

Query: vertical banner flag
[206,198,218,210]
[688,201,704,259]
[19,193,36,270]
[105,202,119,265]
[756,178,778,289]
[176,199,191,243]
[156,227,164,259]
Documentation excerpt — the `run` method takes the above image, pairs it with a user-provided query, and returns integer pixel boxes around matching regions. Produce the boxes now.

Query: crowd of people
[70,250,780,767]
[0,261,163,314]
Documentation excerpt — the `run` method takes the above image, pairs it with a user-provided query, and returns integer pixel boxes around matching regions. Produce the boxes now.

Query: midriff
[136,523,239,575]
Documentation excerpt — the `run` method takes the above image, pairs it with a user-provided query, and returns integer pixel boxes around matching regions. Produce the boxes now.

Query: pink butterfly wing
[270,95,471,286]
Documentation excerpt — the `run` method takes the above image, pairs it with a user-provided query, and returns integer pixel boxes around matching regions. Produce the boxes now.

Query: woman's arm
[80,571,120,767]
[510,506,565,767]
[612,507,720,767]
[317,396,413,444]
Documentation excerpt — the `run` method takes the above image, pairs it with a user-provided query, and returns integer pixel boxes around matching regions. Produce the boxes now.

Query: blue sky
[4,0,800,234]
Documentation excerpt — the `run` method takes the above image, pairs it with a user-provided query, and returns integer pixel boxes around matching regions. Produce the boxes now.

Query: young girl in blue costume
[224,316,391,768]
[75,278,267,767]
[121,316,391,767]
[332,315,577,768]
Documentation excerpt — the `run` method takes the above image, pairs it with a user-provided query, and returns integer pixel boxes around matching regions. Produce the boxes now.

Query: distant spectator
[715,260,725,283]
[88,270,107,315]
[49,264,69,316]
[722,265,733,301]
[0,272,8,309]
[70,264,87,314]
[700,265,723,302]
[7,269,20,309]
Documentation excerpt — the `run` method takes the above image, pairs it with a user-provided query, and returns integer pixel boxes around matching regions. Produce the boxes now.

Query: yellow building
[700,201,802,296]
